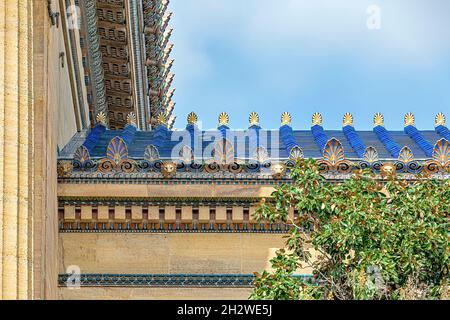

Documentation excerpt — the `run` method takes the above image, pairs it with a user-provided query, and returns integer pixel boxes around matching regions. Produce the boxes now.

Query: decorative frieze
[58,200,278,233]
[58,274,312,288]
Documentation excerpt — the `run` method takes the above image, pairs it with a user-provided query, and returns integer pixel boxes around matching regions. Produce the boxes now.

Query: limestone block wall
[56,183,303,300]
[57,231,316,300]
[0,0,79,299]
[60,287,252,300]
[58,233,285,300]
[58,233,285,275]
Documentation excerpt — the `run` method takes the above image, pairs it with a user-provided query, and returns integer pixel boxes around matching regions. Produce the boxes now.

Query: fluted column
[0,0,33,300]
[17,0,32,299]
[0,0,5,300]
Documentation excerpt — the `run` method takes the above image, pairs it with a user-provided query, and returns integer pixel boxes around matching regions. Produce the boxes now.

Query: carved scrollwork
[424,138,450,173]
[317,138,352,174]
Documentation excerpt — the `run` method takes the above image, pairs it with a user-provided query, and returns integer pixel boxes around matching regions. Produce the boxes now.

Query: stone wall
[33,0,76,300]
[60,287,252,300]
[0,0,79,299]
[58,233,314,300]
[59,233,285,275]
[58,233,284,300]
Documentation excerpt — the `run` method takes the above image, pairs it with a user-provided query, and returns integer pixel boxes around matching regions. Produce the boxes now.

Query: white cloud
[171,0,450,68]
[168,0,450,128]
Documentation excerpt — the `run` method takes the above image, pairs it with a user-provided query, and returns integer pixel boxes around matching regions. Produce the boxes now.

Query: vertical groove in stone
[27,0,34,299]
[17,0,31,300]
[0,0,6,298]
[31,2,44,300]
[2,0,20,300]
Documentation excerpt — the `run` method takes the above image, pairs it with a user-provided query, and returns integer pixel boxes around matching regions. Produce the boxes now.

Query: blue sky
[169,0,450,130]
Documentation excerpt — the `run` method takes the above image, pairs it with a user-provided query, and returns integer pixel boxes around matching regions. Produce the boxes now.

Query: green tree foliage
[250,159,449,300]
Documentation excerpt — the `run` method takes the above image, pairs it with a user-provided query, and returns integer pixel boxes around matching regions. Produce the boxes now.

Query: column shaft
[2,0,20,300]
[0,0,34,300]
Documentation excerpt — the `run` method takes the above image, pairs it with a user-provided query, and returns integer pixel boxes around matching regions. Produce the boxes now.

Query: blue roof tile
[60,126,448,161]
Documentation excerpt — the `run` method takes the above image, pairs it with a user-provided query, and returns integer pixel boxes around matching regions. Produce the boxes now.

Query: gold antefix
[312,112,323,126]
[374,113,384,127]
[343,112,353,127]
[249,112,260,126]
[435,112,446,127]
[187,112,198,125]
[218,112,230,126]
[404,113,415,127]
[281,112,292,126]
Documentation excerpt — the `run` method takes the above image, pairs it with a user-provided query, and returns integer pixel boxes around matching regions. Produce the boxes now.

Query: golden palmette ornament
[218,112,229,126]
[343,112,353,127]
[362,146,379,164]
[435,112,446,127]
[404,113,415,127]
[374,113,384,127]
[398,146,414,163]
[249,112,260,127]
[157,112,168,126]
[187,112,198,125]
[281,112,292,126]
[96,112,107,126]
[312,112,323,126]
[127,112,137,126]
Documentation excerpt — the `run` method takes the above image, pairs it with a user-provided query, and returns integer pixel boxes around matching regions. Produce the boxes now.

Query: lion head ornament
[380,163,397,179]
[161,161,177,179]
[271,163,287,180]
[57,161,73,177]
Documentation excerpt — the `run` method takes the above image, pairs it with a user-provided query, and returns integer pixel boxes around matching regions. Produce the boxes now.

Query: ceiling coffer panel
[79,0,176,130]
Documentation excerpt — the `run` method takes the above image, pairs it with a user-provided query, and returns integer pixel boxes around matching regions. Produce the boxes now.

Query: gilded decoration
[317,138,352,173]
[312,112,323,126]
[187,112,198,125]
[253,146,269,163]
[289,146,304,160]
[144,145,160,162]
[374,113,384,127]
[74,145,91,164]
[127,113,137,126]
[212,139,235,165]
[157,113,168,126]
[179,145,194,163]
[59,140,450,178]
[57,161,73,177]
[249,112,260,127]
[425,138,450,173]
[218,112,230,127]
[343,112,353,127]
[435,112,446,127]
[281,112,292,126]
[398,146,414,163]
[362,146,379,164]
[404,113,415,127]
[271,163,287,180]
[59,111,450,178]
[96,112,107,126]
[107,137,128,164]
[96,137,136,173]
[380,163,396,179]
[161,161,177,178]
